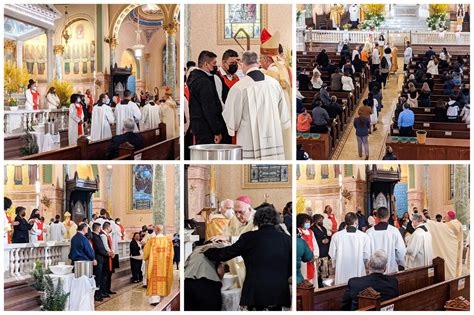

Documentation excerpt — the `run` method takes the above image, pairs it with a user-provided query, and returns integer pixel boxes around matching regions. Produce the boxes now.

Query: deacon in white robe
[223,51,290,160]
[90,95,115,141]
[68,97,85,146]
[160,91,179,138]
[404,43,413,69]
[366,207,406,274]
[115,92,141,135]
[405,214,433,269]
[140,101,161,131]
[48,219,67,242]
[329,212,371,285]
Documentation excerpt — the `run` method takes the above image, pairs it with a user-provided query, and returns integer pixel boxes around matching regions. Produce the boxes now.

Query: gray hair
[412,213,424,224]
[220,199,234,209]
[242,51,259,66]
[123,118,135,132]
[368,250,388,273]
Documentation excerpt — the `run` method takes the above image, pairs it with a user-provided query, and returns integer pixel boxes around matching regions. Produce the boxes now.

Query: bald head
[155,224,164,234]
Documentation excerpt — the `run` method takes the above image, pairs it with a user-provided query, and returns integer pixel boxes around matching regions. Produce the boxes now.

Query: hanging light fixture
[133,7,145,59]
[62,5,71,45]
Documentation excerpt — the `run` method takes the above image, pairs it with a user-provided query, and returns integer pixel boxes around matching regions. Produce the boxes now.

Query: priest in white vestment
[160,87,179,138]
[91,94,115,141]
[223,51,290,160]
[329,212,371,285]
[366,207,406,273]
[48,215,67,241]
[115,90,141,135]
[140,98,161,131]
[68,94,85,146]
[405,214,433,269]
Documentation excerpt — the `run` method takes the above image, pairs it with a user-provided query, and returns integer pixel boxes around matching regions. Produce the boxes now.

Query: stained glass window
[224,4,262,39]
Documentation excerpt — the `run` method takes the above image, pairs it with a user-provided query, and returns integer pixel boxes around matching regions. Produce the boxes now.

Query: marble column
[4,40,16,63]
[109,37,118,69]
[16,40,24,69]
[152,164,166,226]
[163,21,178,95]
[454,165,469,226]
[174,165,180,234]
[184,4,191,64]
[46,29,54,84]
[53,45,65,81]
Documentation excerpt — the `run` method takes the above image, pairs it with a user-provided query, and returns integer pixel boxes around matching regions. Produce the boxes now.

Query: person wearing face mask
[215,49,240,104]
[187,50,224,146]
[46,87,60,110]
[405,214,433,269]
[68,93,85,146]
[223,50,290,160]
[140,96,160,131]
[311,214,330,286]
[12,206,32,243]
[297,214,319,287]
[25,79,40,110]
[205,199,234,241]
[91,93,115,141]
[115,89,141,135]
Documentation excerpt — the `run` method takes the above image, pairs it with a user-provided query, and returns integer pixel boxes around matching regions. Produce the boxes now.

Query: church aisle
[333,59,404,160]
[96,269,180,311]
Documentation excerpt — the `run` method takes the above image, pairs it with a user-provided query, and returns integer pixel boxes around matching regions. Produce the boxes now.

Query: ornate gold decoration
[53,45,65,55]
[341,187,352,200]
[104,36,119,48]
[40,195,51,209]
[4,39,17,52]
[163,20,179,35]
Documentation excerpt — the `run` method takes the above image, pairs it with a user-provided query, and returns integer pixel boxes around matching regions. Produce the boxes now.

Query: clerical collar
[218,66,233,80]
[346,226,357,233]
[374,222,389,230]
[246,66,260,74]
[416,224,428,232]
[247,68,264,82]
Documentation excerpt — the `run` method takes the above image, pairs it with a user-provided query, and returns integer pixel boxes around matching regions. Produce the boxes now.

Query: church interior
[4,163,180,311]
[4,4,180,160]
[296,163,470,311]
[296,4,470,160]
[184,164,292,310]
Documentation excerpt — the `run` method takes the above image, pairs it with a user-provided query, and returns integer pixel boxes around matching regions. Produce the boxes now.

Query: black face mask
[148,229,154,234]
[228,64,238,75]
[317,221,323,226]
[210,65,218,75]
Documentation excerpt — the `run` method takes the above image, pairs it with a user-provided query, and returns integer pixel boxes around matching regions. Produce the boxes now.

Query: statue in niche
[115,82,124,98]
[76,24,85,40]
[306,165,315,180]
[321,165,329,179]
[374,192,388,210]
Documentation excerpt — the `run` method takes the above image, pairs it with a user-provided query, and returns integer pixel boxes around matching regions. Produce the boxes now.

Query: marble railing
[4,240,130,282]
[299,29,470,49]
[4,109,69,136]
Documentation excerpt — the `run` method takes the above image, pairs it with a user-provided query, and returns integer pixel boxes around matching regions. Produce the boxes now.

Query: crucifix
[264,193,269,203]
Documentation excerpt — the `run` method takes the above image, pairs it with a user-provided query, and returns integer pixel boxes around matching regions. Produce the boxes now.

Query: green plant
[31,260,46,291]
[40,275,70,311]
[20,129,39,156]
[52,80,74,108]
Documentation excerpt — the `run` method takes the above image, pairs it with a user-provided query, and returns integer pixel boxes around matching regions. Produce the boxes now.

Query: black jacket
[204,225,291,307]
[12,215,32,243]
[106,132,145,158]
[311,224,330,257]
[341,273,399,310]
[130,240,142,257]
[187,69,225,140]
[92,232,108,265]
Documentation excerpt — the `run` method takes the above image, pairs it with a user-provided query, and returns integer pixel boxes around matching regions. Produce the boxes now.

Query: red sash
[328,214,337,233]
[6,214,12,244]
[119,224,125,240]
[87,95,93,113]
[218,72,239,90]
[31,89,39,110]
[37,221,44,241]
[89,239,94,252]
[184,84,189,101]
[75,104,83,136]
[299,228,315,280]
[106,234,113,271]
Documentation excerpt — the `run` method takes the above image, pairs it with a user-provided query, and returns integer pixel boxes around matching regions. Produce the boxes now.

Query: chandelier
[62,5,70,45]
[133,8,145,59]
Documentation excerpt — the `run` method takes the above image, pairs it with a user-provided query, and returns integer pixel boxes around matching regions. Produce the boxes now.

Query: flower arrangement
[427,4,450,30]
[360,4,385,30]
[4,62,30,105]
[52,80,74,108]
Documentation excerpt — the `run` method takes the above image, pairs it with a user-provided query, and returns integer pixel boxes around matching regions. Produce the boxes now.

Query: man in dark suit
[341,250,399,310]
[91,223,108,301]
[205,204,291,310]
[12,206,32,243]
[106,117,144,158]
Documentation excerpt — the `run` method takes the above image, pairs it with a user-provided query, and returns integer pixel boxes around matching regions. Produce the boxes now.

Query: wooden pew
[297,133,331,160]
[358,275,470,311]
[117,136,180,160]
[386,137,470,160]
[19,124,167,160]
[298,257,445,311]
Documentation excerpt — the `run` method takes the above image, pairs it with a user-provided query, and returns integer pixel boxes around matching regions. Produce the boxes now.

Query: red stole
[299,228,315,280]
[87,95,93,113]
[184,84,190,101]
[106,234,113,271]
[6,214,12,244]
[217,72,239,144]
[31,89,39,110]
[37,221,44,241]
[89,239,94,252]
[119,224,125,240]
[75,104,83,136]
[328,214,337,233]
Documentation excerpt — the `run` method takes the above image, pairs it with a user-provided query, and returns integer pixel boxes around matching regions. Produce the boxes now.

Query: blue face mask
[304,222,311,230]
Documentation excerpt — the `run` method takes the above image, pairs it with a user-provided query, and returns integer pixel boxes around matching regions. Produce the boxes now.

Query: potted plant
[31,260,46,292]
[40,275,70,311]
[4,62,30,109]
[52,80,74,109]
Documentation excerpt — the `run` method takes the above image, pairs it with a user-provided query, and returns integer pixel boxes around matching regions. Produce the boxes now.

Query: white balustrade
[4,109,69,136]
[4,240,131,283]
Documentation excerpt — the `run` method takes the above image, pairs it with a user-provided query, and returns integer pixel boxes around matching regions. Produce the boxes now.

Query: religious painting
[23,34,47,76]
[130,164,154,212]
[62,20,95,77]
[217,4,268,45]
[242,165,292,189]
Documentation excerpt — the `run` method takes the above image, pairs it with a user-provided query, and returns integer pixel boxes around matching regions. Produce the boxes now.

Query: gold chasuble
[144,235,174,298]
[205,214,230,240]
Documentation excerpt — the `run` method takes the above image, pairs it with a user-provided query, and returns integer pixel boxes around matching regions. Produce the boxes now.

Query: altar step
[379,17,430,32]
[4,259,134,311]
